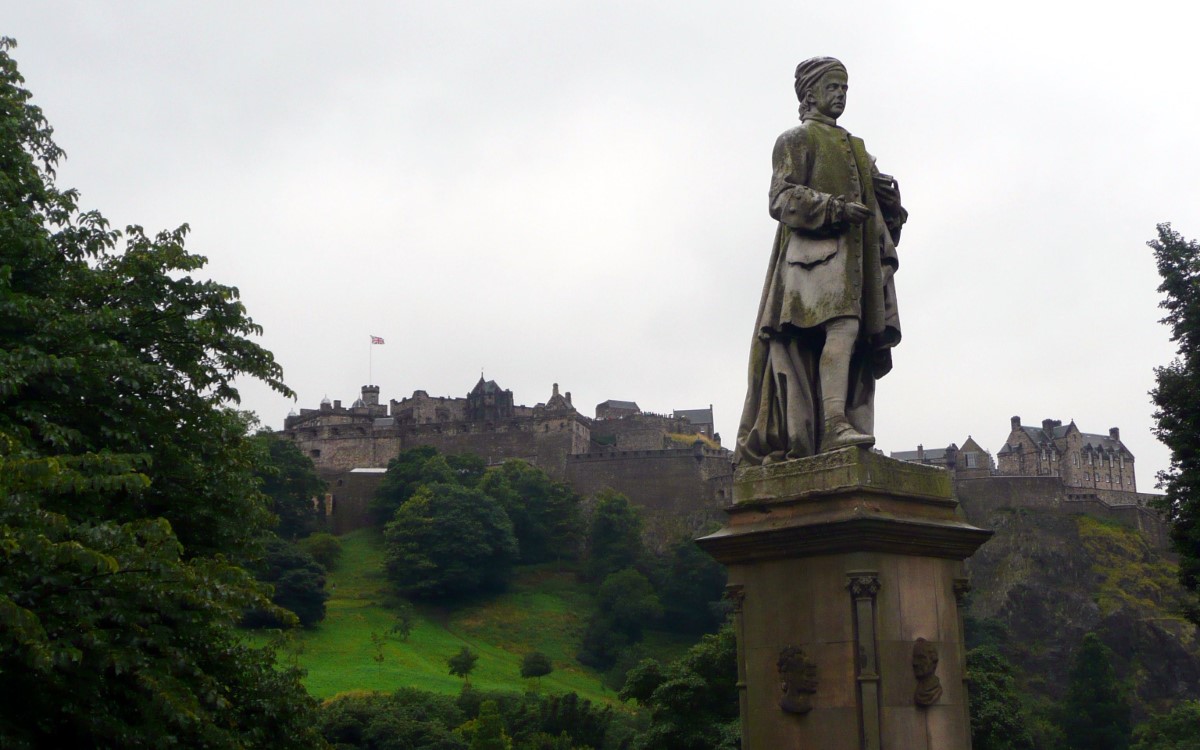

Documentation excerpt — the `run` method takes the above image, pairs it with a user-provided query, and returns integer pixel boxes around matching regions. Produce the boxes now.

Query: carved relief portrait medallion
[777,646,819,715]
[912,638,943,706]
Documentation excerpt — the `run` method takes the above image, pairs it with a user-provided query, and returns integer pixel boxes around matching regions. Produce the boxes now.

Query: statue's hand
[843,201,871,225]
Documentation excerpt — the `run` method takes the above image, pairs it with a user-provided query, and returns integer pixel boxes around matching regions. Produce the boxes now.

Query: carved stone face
[807,69,848,120]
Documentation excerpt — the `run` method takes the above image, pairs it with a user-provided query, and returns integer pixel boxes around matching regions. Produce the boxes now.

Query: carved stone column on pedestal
[697,446,992,750]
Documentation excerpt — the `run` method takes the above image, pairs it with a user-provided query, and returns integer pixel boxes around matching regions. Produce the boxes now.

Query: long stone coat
[734,116,905,464]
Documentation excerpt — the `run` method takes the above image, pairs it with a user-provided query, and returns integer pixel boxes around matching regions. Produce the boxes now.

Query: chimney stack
[1011,415,1021,432]
[1109,426,1120,442]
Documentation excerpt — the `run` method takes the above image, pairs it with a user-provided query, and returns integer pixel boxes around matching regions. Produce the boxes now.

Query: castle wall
[589,413,704,450]
[956,477,1170,551]
[325,470,385,534]
[565,447,733,542]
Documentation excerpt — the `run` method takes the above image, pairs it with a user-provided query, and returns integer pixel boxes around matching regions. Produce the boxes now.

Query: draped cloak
[734,117,904,465]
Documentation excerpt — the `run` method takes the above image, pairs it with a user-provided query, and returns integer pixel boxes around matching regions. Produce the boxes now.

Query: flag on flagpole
[370,335,385,345]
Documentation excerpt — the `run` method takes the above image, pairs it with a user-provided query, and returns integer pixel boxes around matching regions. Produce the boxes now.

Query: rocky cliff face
[963,506,1200,715]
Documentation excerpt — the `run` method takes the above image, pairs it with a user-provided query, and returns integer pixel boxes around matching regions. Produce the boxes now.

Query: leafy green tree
[584,490,645,582]
[446,452,487,488]
[520,651,553,686]
[384,483,518,600]
[578,568,663,670]
[479,460,584,563]
[1059,633,1132,750]
[652,536,728,634]
[390,599,416,641]
[298,531,343,570]
[467,700,512,750]
[0,38,322,748]
[1132,700,1200,750]
[317,688,466,750]
[1148,223,1200,623]
[244,537,329,628]
[252,429,326,540]
[967,646,1035,750]
[370,445,440,523]
[620,626,739,750]
[449,646,480,684]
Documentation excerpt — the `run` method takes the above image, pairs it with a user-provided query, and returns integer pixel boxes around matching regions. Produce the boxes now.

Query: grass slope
[264,529,618,702]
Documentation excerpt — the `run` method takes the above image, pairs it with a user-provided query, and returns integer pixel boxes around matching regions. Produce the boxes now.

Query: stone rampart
[956,476,1170,551]
[565,447,733,542]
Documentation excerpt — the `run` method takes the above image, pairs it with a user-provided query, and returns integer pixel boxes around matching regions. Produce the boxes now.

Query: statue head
[912,638,939,679]
[777,646,819,715]
[794,57,848,120]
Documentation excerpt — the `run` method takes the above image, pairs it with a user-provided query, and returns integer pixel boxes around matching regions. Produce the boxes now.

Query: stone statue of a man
[735,57,906,465]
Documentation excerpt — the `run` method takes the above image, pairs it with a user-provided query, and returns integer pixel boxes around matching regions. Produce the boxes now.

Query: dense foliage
[244,536,329,628]
[253,429,327,540]
[967,646,1035,750]
[620,626,739,750]
[0,38,322,747]
[583,490,646,583]
[385,481,519,599]
[1131,700,1200,750]
[319,687,633,750]
[1148,223,1200,623]
[1059,633,1132,750]
[479,460,584,564]
[577,568,662,670]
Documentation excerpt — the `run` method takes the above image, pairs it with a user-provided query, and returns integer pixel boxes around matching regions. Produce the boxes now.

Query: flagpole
[369,336,373,385]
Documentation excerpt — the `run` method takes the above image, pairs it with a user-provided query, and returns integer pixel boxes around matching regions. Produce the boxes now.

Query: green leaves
[1147,224,1200,621]
[384,482,518,600]
[0,40,324,747]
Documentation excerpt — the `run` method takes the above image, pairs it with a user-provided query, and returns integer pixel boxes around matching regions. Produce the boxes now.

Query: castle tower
[361,385,380,407]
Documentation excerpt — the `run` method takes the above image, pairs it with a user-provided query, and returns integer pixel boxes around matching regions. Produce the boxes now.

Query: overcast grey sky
[6,1,1198,486]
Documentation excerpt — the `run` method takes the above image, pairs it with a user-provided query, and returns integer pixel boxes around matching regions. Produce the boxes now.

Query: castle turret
[362,385,380,407]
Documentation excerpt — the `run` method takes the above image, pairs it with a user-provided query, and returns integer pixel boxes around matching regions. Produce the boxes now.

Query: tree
[253,429,326,540]
[620,626,739,750]
[520,651,553,687]
[1148,223,1200,623]
[652,536,728,634]
[966,646,1034,750]
[298,532,343,570]
[578,568,663,670]
[369,446,442,523]
[0,38,322,747]
[317,688,466,750]
[449,646,480,684]
[384,483,518,600]
[467,700,512,750]
[479,460,584,564]
[1132,700,1200,750]
[584,490,645,582]
[1059,633,1132,750]
[244,537,329,628]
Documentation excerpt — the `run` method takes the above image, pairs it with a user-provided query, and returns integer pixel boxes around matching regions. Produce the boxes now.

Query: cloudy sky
[7,1,1198,486]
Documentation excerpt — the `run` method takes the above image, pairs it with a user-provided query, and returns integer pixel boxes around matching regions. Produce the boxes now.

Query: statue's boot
[821,416,874,452]
[818,317,873,452]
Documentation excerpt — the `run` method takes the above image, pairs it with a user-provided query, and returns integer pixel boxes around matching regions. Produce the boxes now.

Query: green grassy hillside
[258,529,632,702]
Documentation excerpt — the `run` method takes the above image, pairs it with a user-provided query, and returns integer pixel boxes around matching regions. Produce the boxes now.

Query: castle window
[311,449,321,458]
[1073,454,1079,466]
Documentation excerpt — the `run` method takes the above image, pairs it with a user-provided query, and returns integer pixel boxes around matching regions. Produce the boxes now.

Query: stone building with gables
[996,416,1136,492]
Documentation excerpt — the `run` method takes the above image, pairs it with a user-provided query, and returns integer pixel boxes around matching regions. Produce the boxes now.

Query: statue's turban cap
[794,56,846,101]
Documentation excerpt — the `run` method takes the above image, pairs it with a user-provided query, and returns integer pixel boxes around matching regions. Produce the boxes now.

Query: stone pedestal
[697,447,992,750]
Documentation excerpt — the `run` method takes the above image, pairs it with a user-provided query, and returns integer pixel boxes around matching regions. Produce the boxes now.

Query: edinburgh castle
[282,377,734,536]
